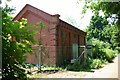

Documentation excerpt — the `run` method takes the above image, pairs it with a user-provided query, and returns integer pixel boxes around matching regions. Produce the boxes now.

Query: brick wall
[56,20,86,65]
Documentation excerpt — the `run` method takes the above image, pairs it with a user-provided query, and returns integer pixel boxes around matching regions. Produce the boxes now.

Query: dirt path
[47,71,92,78]
[84,54,119,78]
[29,71,93,78]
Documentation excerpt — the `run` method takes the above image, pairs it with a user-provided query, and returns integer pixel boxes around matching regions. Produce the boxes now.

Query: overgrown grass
[25,58,109,73]
[41,66,67,71]
[64,58,108,71]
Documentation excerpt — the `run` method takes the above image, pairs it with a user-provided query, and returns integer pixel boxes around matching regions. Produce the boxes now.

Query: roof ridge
[25,4,52,16]
[13,4,60,21]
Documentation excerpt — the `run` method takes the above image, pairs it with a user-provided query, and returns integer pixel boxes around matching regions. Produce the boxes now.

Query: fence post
[84,46,87,66]
[38,45,42,72]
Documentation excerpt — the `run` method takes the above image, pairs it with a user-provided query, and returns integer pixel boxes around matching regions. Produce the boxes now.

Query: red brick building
[14,4,86,66]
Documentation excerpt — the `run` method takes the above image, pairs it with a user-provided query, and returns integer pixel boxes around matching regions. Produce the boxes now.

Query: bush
[66,60,81,71]
[91,38,111,59]
[2,5,43,79]
[86,38,117,69]
[90,38,116,62]
[115,47,120,54]
[86,57,108,69]
[90,59,103,69]
[103,48,116,62]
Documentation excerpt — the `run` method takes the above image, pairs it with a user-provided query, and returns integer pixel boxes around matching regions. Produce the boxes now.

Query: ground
[84,54,119,78]
[29,54,119,79]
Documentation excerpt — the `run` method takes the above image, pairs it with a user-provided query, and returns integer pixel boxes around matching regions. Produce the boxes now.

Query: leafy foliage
[82,1,119,67]
[2,5,40,79]
[91,38,116,62]
[103,48,116,62]
[89,59,103,69]
[83,1,120,19]
[92,39,109,58]
[83,1,120,48]
[66,60,81,71]
[86,12,118,47]
[78,1,120,69]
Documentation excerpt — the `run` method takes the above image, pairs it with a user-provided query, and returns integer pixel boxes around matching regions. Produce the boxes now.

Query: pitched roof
[13,4,60,22]
[13,4,86,35]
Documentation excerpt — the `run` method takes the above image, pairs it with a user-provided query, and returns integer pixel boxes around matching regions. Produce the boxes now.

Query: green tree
[86,12,109,41]
[83,1,120,21]
[81,1,119,63]
[83,1,120,47]
[86,12,118,48]
[2,5,39,79]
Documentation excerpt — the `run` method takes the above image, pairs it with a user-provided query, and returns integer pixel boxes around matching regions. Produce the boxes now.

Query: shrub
[115,47,120,54]
[2,5,44,79]
[90,38,116,62]
[91,38,111,59]
[90,59,103,69]
[66,60,81,71]
[90,59,101,69]
[86,57,108,69]
[103,48,116,62]
[86,38,117,69]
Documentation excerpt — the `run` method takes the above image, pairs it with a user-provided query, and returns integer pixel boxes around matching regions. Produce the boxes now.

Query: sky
[1,0,93,30]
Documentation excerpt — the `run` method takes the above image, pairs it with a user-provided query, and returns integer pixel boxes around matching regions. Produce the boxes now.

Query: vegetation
[92,38,116,61]
[41,66,65,71]
[2,5,44,79]
[83,1,120,48]
[81,1,120,69]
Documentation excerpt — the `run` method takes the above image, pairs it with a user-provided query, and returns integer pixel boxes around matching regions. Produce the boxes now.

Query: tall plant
[2,5,43,79]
